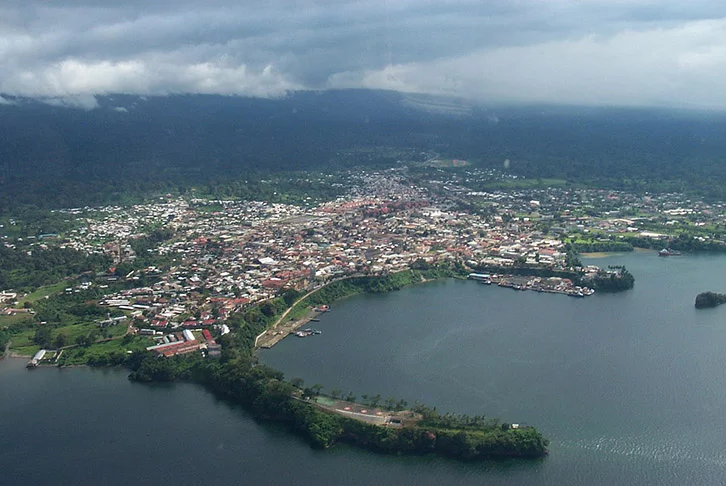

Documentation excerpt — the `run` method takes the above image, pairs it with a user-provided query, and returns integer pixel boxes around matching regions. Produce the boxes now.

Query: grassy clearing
[58,336,152,366]
[8,321,128,353]
[0,314,33,327]
[18,281,67,305]
[12,344,40,356]
[10,330,36,348]
[286,304,315,322]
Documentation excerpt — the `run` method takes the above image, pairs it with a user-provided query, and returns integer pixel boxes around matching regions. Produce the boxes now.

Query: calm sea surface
[3,252,726,485]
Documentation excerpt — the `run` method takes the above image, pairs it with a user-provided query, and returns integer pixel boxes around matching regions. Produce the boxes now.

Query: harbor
[255,305,329,348]
[294,328,322,338]
[468,273,595,297]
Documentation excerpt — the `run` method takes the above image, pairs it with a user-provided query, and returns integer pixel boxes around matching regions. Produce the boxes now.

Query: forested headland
[121,268,548,460]
[3,92,726,213]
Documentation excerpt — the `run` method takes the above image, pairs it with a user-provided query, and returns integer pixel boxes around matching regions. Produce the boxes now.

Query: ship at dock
[295,328,322,338]
[467,273,492,285]
[26,349,46,368]
[469,273,594,297]
[658,248,682,257]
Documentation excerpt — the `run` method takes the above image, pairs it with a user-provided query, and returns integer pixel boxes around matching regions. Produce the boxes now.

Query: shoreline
[7,268,550,461]
[580,248,652,258]
[255,271,452,349]
[256,308,321,348]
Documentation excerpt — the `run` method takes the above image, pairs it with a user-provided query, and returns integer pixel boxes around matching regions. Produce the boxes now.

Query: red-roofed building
[261,279,286,290]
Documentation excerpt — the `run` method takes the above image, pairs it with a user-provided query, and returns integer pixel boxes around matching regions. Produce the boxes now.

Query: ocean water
[3,251,726,485]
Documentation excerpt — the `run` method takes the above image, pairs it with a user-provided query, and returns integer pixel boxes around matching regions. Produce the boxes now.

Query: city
[6,163,723,360]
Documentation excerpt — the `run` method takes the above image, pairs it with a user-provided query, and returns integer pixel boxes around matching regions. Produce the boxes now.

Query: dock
[26,349,47,368]
[256,309,320,348]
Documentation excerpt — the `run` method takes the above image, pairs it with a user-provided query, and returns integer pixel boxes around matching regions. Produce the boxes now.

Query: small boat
[295,328,321,337]
[658,248,682,257]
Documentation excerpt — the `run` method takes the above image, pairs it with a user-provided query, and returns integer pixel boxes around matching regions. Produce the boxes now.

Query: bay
[261,252,726,485]
[2,251,726,484]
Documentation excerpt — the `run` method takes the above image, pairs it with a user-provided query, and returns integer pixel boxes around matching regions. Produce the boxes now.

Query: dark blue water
[3,251,726,485]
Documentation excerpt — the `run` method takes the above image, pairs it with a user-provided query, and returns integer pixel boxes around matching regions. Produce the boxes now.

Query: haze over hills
[1,89,726,211]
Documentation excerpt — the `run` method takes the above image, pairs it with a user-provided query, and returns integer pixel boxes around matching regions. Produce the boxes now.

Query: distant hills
[1,89,726,211]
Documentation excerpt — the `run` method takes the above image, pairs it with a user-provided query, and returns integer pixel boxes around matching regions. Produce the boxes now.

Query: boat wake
[559,435,726,467]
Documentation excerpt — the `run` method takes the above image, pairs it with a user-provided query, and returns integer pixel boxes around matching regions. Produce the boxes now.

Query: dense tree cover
[0,91,429,211]
[0,245,110,290]
[470,262,634,293]
[695,292,726,309]
[470,263,579,281]
[623,233,726,253]
[122,267,547,460]
[0,328,9,354]
[203,173,348,205]
[302,266,466,309]
[0,284,128,351]
[114,227,178,272]
[126,351,547,458]
[31,286,121,326]
[9,262,547,459]
[129,227,175,256]
[0,207,78,238]
[3,92,726,212]
[585,266,635,292]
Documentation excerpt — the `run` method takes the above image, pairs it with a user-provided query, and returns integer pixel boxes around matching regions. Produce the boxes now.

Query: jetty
[256,307,326,348]
[26,349,47,368]
[469,273,594,297]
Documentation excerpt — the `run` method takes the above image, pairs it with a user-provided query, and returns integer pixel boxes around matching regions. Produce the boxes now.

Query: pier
[256,308,321,348]
[469,273,594,297]
[26,349,47,368]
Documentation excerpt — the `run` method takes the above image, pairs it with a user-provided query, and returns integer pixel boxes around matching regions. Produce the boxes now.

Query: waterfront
[4,251,726,484]
[262,251,726,485]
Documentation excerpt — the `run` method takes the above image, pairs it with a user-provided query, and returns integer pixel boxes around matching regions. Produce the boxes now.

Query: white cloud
[330,18,726,109]
[2,58,300,98]
[39,94,100,110]
[1,1,725,108]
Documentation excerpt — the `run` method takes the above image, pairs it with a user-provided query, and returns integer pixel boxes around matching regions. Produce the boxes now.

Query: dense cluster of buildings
[5,166,726,354]
[81,171,590,333]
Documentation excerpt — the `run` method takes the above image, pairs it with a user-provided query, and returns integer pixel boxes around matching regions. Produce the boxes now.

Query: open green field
[8,321,128,354]
[9,331,36,349]
[11,344,40,357]
[0,313,33,327]
[18,281,68,305]
[57,336,152,366]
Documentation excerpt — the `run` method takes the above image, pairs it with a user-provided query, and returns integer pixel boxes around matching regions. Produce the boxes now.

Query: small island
[695,292,726,309]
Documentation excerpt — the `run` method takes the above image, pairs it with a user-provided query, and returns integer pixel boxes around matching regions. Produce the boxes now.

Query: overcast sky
[2,0,726,109]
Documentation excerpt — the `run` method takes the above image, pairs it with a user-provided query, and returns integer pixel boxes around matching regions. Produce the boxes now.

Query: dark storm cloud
[1,0,725,108]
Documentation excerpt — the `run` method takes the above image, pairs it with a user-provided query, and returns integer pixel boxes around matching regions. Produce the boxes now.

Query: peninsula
[0,164,666,462]
[126,275,550,460]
